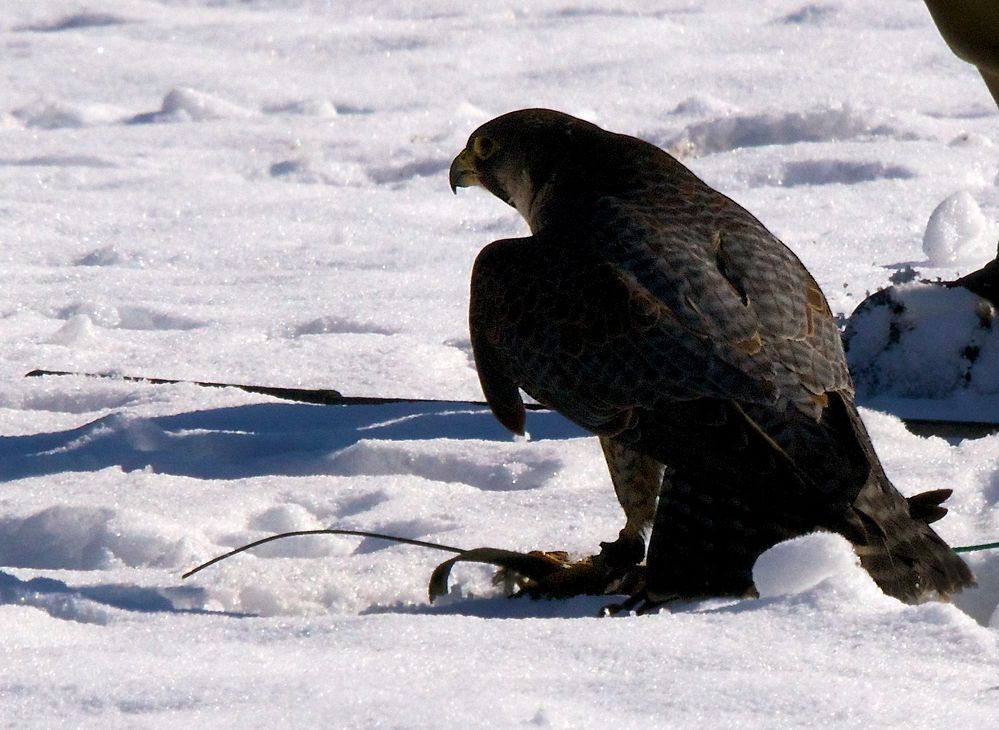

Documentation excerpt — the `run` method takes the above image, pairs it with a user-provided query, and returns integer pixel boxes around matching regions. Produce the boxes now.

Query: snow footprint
[667,105,895,156]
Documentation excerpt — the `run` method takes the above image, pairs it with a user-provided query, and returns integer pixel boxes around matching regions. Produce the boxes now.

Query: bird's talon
[598,533,646,570]
[600,603,627,617]
[599,592,645,617]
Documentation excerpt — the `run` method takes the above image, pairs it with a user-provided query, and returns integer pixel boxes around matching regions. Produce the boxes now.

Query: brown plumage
[450,108,974,604]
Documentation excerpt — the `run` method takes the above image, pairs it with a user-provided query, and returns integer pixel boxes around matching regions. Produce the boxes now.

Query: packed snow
[845,283,999,405]
[922,190,996,266]
[2,1,999,726]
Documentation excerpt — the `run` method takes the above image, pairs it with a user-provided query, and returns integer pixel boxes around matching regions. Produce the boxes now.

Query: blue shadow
[0,401,587,482]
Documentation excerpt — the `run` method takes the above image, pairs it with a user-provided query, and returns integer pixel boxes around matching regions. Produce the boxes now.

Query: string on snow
[182,528,576,603]
[181,529,464,579]
[953,540,999,554]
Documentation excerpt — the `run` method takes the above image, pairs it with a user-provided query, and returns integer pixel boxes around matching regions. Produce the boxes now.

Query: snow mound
[268,158,320,182]
[955,551,999,628]
[753,532,887,605]
[949,131,994,148]
[745,158,916,187]
[265,156,356,185]
[262,98,339,118]
[56,302,205,331]
[75,245,141,267]
[11,99,124,129]
[0,506,116,570]
[0,504,192,572]
[922,191,996,266]
[844,282,999,398]
[47,314,96,346]
[286,315,395,337]
[669,94,740,117]
[667,105,892,155]
[129,88,254,124]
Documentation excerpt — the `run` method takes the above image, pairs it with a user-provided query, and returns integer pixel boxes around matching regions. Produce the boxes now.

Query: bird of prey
[449,108,974,606]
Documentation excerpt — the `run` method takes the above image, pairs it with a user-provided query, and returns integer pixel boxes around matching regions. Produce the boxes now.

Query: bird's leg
[598,437,666,569]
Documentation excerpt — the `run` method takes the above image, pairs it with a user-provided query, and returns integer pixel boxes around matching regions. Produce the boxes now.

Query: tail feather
[906,488,952,525]
[845,480,974,603]
[826,397,975,603]
[636,395,974,604]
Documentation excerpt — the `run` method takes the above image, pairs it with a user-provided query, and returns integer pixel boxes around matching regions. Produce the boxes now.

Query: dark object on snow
[948,253,999,307]
[924,0,999,109]
[450,109,973,608]
[25,368,347,405]
[24,368,547,411]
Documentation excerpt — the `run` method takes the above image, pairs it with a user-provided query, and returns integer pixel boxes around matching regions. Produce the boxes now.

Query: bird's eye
[473,136,498,160]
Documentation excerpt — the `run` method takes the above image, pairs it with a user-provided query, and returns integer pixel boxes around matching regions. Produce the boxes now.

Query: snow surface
[2,0,999,726]
[845,282,999,404]
[922,190,996,266]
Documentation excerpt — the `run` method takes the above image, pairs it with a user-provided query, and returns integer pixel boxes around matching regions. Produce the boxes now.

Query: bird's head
[449,108,602,229]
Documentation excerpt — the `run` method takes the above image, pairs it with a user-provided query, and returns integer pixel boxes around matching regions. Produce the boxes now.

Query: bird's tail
[835,405,975,603]
[639,396,975,603]
[841,479,975,603]
[733,394,976,603]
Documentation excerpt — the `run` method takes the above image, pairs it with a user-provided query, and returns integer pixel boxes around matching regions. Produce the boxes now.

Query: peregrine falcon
[449,108,973,605]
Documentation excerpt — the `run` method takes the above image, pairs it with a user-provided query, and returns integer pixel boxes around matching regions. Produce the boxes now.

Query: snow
[752,532,886,603]
[2,0,999,726]
[922,190,996,266]
[845,283,999,400]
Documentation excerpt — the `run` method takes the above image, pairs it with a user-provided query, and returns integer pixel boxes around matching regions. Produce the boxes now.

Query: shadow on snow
[0,570,241,621]
[0,401,587,482]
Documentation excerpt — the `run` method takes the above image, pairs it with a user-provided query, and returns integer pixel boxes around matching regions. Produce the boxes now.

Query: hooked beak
[449,148,479,193]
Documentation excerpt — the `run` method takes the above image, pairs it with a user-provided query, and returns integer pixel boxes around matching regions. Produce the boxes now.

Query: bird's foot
[514,553,615,599]
[598,532,646,570]
[506,546,645,600]
[599,583,674,616]
[427,541,646,603]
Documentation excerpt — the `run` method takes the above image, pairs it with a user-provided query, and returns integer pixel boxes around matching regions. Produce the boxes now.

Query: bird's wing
[468,240,529,436]
[590,178,852,418]
[470,176,852,436]
[470,232,774,437]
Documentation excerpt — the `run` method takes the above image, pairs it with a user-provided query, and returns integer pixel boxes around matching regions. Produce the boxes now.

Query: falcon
[449,108,974,605]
